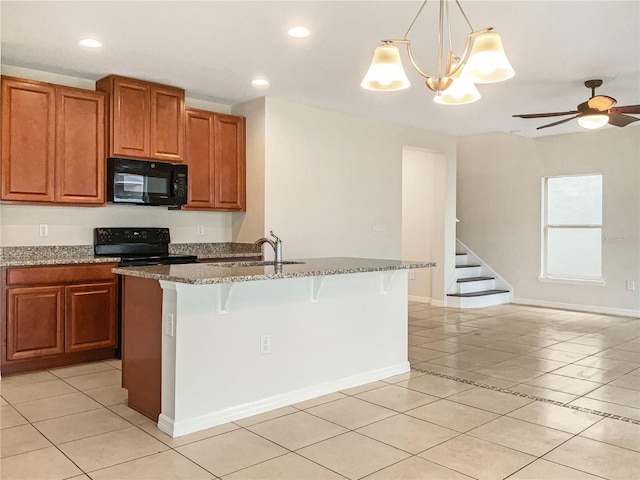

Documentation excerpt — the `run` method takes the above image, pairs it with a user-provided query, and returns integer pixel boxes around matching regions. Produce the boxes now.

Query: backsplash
[0,203,233,247]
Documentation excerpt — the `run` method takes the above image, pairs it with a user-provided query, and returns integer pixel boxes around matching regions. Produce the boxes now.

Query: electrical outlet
[260,334,272,355]
[409,270,415,280]
[165,314,175,337]
[39,224,48,237]
[197,225,205,236]
[626,280,636,291]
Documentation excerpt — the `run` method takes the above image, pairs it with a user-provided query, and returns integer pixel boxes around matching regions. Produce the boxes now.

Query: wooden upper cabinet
[97,75,185,162]
[184,108,246,211]
[110,77,150,158]
[1,77,56,201]
[185,109,216,208]
[55,87,105,204]
[214,114,245,210]
[151,86,185,162]
[0,76,105,205]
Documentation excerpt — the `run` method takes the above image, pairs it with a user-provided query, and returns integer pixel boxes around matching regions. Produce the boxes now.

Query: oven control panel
[95,227,171,245]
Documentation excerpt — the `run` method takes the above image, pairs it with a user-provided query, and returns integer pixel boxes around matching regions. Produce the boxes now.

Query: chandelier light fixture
[361,0,515,105]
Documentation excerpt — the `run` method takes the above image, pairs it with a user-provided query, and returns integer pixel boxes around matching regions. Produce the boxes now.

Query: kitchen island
[114,257,434,437]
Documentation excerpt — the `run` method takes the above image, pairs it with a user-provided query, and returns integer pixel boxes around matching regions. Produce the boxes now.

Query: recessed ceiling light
[287,26,310,38]
[251,79,269,87]
[79,38,102,48]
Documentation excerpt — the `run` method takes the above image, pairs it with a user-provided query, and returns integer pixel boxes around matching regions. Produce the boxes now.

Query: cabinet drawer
[6,263,117,286]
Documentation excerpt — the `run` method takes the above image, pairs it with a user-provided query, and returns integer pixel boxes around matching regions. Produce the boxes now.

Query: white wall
[231,98,265,243]
[402,148,443,302]
[457,127,640,316]
[0,204,232,246]
[0,65,234,246]
[233,97,457,297]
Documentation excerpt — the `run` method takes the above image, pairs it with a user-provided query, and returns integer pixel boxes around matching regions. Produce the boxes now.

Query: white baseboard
[513,297,640,318]
[431,299,446,307]
[408,295,432,304]
[158,362,410,438]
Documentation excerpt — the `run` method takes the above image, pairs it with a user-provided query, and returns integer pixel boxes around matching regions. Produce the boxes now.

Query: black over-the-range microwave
[107,157,188,206]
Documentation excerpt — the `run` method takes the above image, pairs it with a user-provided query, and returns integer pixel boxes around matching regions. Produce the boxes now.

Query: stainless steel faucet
[255,231,283,264]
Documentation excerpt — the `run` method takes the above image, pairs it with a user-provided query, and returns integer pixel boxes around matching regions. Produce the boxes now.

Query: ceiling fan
[513,79,640,130]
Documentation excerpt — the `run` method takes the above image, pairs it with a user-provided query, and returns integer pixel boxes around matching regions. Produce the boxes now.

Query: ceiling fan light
[434,78,481,105]
[577,114,609,130]
[361,44,411,91]
[461,32,515,84]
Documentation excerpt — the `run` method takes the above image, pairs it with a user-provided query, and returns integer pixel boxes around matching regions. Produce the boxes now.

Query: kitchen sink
[207,260,306,267]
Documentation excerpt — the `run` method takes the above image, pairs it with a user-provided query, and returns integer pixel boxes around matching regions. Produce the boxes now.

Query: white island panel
[158,270,409,437]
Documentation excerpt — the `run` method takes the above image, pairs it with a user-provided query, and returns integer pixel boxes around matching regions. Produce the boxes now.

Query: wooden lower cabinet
[7,286,64,361]
[121,276,162,421]
[65,282,117,352]
[1,264,118,375]
[121,257,258,421]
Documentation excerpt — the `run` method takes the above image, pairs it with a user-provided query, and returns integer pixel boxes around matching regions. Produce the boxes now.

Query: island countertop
[112,257,435,285]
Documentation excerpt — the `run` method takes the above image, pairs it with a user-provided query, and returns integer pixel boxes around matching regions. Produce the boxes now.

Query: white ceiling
[2,1,639,138]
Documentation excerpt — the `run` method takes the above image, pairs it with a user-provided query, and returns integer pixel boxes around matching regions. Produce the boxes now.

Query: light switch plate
[373,224,388,235]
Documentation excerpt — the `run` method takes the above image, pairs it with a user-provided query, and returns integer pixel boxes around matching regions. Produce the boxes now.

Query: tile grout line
[411,367,640,425]
[502,416,613,480]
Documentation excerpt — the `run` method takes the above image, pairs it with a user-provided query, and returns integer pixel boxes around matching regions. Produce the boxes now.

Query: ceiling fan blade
[513,111,578,119]
[610,105,640,114]
[588,95,616,111]
[608,113,640,127]
[536,116,578,130]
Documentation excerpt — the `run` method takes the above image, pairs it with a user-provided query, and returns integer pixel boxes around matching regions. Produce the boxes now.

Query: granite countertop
[112,257,436,285]
[0,246,118,267]
[0,243,261,267]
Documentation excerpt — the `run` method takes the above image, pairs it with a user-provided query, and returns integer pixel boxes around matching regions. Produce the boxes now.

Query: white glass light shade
[79,38,102,48]
[461,32,515,84]
[288,26,310,38]
[361,44,411,91]
[577,114,609,130]
[434,78,481,105]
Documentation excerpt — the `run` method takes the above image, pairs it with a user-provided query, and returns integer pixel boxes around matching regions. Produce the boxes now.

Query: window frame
[540,173,605,286]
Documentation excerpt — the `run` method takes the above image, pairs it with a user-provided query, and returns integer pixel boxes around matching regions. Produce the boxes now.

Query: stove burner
[118,254,198,267]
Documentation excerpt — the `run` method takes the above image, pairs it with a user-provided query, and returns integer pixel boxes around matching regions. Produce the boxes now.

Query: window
[542,174,603,282]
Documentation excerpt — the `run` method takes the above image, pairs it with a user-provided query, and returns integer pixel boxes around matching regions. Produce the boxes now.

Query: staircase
[446,250,511,308]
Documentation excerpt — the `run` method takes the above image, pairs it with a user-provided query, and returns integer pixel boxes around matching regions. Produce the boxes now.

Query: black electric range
[94,227,198,358]
[94,227,198,266]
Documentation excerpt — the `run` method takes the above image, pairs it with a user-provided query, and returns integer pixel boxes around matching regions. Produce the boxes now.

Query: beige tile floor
[1,302,639,479]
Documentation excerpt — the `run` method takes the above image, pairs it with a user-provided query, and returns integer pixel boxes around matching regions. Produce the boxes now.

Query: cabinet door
[1,77,56,201]
[150,85,184,162]
[6,286,64,360]
[111,77,150,158]
[65,282,117,352]
[55,87,105,204]
[185,109,215,207]
[214,114,246,210]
